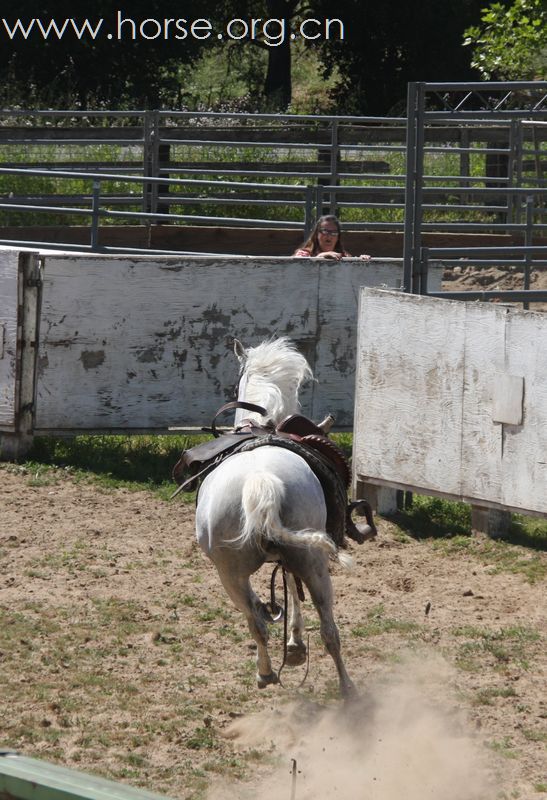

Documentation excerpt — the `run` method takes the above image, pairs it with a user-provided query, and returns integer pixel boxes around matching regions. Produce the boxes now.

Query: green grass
[452,624,542,672]
[351,604,421,639]
[397,494,547,584]
[11,432,211,500]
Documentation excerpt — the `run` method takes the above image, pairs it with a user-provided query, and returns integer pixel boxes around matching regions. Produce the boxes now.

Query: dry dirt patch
[0,467,545,799]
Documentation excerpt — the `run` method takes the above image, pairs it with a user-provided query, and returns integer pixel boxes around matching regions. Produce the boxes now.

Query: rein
[267,564,310,690]
[205,401,268,437]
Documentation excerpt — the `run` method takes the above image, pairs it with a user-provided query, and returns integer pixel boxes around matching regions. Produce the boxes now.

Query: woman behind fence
[294,215,371,261]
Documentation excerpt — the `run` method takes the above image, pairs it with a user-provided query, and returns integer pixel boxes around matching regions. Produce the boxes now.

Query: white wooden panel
[498,311,547,513]
[313,260,443,426]
[0,249,20,430]
[459,304,507,504]
[35,256,320,429]
[34,254,415,431]
[355,290,547,517]
[353,289,466,495]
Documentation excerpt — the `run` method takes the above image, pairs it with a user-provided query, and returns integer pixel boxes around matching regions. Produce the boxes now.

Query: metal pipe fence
[403,81,547,305]
[0,103,546,284]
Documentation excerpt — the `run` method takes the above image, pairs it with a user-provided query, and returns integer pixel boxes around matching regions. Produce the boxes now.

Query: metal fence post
[403,82,418,293]
[420,246,430,295]
[412,83,426,295]
[90,180,101,250]
[507,120,518,224]
[315,184,324,224]
[329,119,339,215]
[142,110,153,214]
[515,120,524,225]
[524,195,534,309]
[149,110,160,216]
[304,185,314,238]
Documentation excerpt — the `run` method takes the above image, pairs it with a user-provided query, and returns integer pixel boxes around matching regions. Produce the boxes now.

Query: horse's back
[195,446,326,556]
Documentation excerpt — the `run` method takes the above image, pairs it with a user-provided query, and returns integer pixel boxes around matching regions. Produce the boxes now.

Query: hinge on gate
[25,276,42,288]
[20,402,34,413]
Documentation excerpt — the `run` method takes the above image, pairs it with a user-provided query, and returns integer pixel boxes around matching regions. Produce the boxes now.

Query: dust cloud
[209,656,499,800]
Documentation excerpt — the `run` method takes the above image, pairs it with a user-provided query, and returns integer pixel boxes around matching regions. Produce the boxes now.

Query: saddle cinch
[171,401,377,547]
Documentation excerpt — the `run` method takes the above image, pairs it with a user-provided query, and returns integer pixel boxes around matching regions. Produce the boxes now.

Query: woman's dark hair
[295,215,344,256]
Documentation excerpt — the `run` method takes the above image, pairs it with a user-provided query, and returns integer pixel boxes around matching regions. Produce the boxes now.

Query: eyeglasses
[318,228,338,235]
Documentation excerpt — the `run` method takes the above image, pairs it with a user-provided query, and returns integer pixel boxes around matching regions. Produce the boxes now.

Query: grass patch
[393,495,547,584]
[4,432,212,499]
[487,737,519,759]
[472,686,518,705]
[397,495,471,538]
[351,604,421,639]
[452,625,542,672]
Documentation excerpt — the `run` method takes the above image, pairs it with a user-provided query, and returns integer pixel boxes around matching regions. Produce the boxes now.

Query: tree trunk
[264,41,292,108]
[263,0,295,109]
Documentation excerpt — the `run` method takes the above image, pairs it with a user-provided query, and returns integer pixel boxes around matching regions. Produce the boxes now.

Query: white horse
[195,337,356,698]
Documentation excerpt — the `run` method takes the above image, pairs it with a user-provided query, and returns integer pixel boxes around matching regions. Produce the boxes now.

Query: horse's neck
[235,371,296,427]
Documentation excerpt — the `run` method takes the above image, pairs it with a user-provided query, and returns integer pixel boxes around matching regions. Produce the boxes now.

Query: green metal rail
[0,751,176,800]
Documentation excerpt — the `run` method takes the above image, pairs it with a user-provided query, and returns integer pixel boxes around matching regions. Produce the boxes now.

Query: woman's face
[317,223,340,252]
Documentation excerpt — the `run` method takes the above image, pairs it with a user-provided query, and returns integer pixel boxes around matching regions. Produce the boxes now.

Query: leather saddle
[171,404,376,545]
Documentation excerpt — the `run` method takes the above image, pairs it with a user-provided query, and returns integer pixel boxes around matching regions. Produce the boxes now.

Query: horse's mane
[240,337,313,425]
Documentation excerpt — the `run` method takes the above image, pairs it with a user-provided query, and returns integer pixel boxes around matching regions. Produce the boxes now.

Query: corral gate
[0,248,443,456]
[403,80,547,303]
[353,288,547,518]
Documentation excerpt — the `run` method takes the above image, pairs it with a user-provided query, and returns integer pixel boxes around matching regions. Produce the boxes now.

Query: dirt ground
[443,264,547,309]
[0,466,545,800]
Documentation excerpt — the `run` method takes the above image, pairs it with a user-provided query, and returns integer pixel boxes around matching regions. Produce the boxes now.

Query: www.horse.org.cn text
[1,14,346,47]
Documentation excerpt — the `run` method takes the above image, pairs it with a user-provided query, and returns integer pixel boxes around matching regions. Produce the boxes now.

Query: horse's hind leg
[212,562,278,689]
[286,574,307,667]
[300,556,357,699]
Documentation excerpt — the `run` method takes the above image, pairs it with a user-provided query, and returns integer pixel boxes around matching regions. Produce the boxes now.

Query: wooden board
[353,290,466,495]
[33,255,440,432]
[354,288,547,516]
[0,249,20,431]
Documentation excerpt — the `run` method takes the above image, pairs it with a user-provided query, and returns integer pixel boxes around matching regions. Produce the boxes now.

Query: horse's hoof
[257,671,279,689]
[341,680,360,702]
[286,642,307,667]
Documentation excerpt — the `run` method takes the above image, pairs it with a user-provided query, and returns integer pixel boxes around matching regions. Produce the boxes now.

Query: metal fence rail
[403,81,547,305]
[0,165,316,251]
[0,751,175,800]
[1,106,546,236]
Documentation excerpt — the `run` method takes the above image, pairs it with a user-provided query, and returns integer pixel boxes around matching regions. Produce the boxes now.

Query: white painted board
[354,288,547,516]
[0,250,20,431]
[353,289,466,496]
[34,255,437,431]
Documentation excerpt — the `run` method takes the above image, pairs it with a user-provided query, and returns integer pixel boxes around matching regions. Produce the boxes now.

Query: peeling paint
[136,345,164,363]
[173,349,188,363]
[80,350,106,370]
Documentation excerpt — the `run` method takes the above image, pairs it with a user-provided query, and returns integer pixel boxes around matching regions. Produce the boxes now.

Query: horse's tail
[235,471,347,563]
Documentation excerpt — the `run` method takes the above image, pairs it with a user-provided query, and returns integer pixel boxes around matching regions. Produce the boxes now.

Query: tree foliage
[312,0,487,114]
[463,0,547,80]
[0,0,493,113]
[0,0,212,108]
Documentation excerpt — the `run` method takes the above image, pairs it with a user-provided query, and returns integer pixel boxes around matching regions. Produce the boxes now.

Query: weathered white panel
[496,310,547,512]
[31,254,425,431]
[353,289,466,495]
[491,374,524,425]
[354,289,547,516]
[313,260,442,427]
[35,256,320,429]
[0,250,20,430]
[459,304,507,503]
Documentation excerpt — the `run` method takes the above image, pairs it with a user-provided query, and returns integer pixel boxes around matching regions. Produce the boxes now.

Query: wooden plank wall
[353,288,547,516]
[32,255,443,432]
[0,249,20,430]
